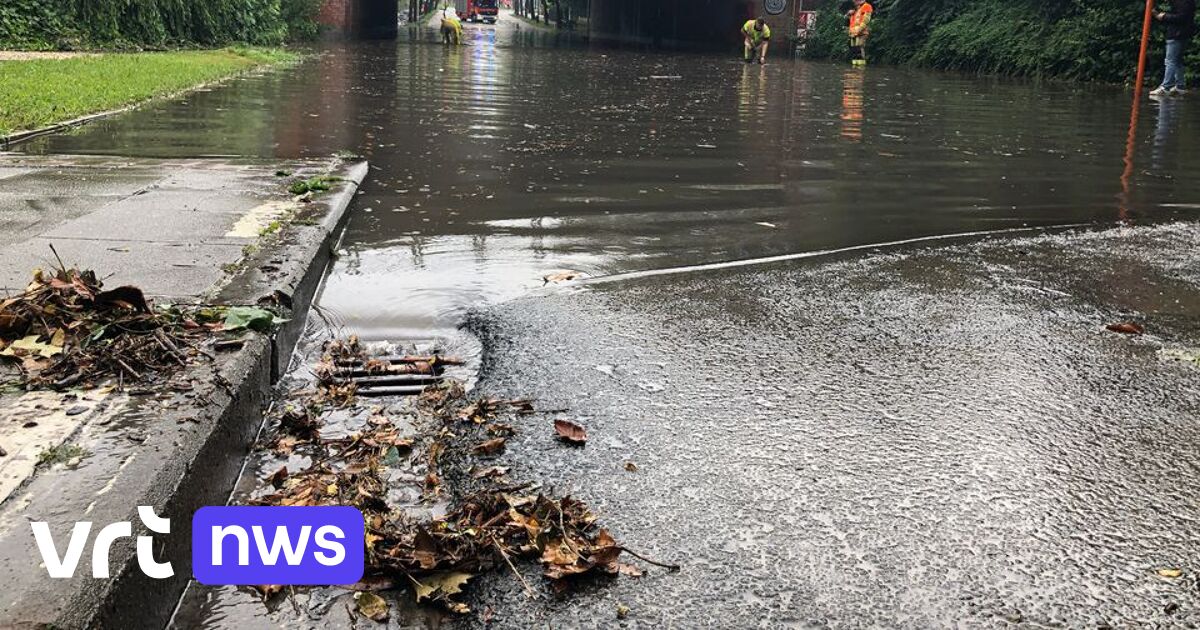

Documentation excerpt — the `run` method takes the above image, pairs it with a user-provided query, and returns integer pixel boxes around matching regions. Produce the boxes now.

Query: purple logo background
[192,506,364,585]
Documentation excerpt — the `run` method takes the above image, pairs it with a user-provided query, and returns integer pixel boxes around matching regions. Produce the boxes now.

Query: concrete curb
[0,160,366,629]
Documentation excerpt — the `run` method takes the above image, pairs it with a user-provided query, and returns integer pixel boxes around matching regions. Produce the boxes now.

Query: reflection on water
[840,68,864,142]
[18,16,1200,343]
[13,13,1188,629]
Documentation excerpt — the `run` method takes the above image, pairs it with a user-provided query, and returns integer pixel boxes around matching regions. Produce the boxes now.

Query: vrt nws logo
[764,0,787,16]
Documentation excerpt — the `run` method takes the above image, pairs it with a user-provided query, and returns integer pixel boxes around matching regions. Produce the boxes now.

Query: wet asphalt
[13,10,1200,628]
[463,223,1200,628]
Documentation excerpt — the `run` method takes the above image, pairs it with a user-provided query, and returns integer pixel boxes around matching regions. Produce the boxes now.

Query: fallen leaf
[223,306,286,333]
[355,591,390,621]
[412,571,473,602]
[554,419,587,445]
[1158,568,1183,578]
[252,584,283,600]
[273,435,300,455]
[624,461,638,472]
[1159,348,1200,366]
[1106,322,1144,335]
[349,575,395,591]
[473,437,507,456]
[617,563,644,577]
[472,465,509,479]
[267,466,288,489]
[94,285,151,313]
[414,528,440,569]
[0,335,63,358]
[617,603,630,619]
[542,538,581,567]
[543,270,587,284]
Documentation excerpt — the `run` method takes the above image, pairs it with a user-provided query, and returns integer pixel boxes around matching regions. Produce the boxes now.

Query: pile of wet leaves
[249,336,677,619]
[0,265,282,390]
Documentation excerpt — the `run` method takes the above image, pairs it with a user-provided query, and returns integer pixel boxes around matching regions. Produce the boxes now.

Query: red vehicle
[455,0,499,23]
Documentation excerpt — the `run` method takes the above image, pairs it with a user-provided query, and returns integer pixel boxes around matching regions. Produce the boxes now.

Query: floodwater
[19,12,1200,344]
[16,11,1200,628]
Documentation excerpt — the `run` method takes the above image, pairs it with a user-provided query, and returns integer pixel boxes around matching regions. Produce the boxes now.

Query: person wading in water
[441,6,463,45]
[848,0,874,66]
[742,17,772,65]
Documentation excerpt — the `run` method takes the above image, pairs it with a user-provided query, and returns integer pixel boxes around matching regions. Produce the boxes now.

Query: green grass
[36,443,89,467]
[0,48,297,136]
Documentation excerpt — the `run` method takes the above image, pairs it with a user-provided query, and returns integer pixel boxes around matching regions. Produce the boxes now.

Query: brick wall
[319,0,354,36]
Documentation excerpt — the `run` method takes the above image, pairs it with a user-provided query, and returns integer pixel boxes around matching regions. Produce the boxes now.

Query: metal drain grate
[334,354,455,397]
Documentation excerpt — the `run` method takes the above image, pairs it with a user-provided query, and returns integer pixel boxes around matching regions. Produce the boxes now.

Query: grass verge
[0,47,298,137]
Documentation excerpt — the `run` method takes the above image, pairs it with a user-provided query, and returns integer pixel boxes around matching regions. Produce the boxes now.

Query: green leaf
[222,306,286,332]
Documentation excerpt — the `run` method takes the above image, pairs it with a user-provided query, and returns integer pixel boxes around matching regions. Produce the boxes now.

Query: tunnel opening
[319,0,399,39]
[319,0,786,51]
[358,0,400,39]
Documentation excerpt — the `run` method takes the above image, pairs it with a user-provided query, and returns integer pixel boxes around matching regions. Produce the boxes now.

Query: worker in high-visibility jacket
[441,7,463,45]
[741,18,771,64]
[848,0,873,66]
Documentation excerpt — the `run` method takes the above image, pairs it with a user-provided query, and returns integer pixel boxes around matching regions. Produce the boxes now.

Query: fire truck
[454,0,499,23]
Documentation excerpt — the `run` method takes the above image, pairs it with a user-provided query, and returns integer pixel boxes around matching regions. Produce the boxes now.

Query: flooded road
[15,11,1200,628]
[19,12,1200,342]
[467,222,1200,628]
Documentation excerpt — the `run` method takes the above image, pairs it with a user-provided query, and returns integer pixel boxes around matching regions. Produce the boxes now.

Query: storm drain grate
[334,353,458,397]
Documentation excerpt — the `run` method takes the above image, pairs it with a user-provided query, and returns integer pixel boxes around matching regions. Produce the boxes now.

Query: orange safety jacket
[849,2,873,42]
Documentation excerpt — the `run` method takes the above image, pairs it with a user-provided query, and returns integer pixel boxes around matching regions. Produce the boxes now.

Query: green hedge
[0,0,322,49]
[802,0,1199,84]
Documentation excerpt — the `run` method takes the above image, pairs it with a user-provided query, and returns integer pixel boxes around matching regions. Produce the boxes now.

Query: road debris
[1106,322,1144,335]
[244,337,679,617]
[0,265,285,391]
[543,270,587,284]
[554,419,587,445]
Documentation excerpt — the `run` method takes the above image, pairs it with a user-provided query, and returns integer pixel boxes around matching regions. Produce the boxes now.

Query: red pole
[1119,0,1156,222]
[1134,0,1155,94]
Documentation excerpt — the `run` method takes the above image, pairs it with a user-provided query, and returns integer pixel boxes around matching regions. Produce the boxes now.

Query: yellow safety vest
[743,20,771,44]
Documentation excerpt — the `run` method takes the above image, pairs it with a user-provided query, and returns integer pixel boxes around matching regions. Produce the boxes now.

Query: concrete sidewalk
[0,154,366,629]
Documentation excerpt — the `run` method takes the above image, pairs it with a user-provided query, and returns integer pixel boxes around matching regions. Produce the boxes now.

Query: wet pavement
[18,11,1200,343]
[466,222,1200,627]
[9,8,1200,628]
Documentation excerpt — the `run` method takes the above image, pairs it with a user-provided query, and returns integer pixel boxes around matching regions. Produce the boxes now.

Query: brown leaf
[554,419,587,445]
[267,466,288,489]
[542,538,581,566]
[617,563,644,577]
[473,437,507,456]
[348,575,396,591]
[94,285,151,313]
[471,465,509,479]
[624,461,638,472]
[487,422,515,436]
[1106,322,1144,335]
[273,435,300,455]
[252,584,283,600]
[413,528,439,570]
[508,507,542,539]
[543,270,587,284]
